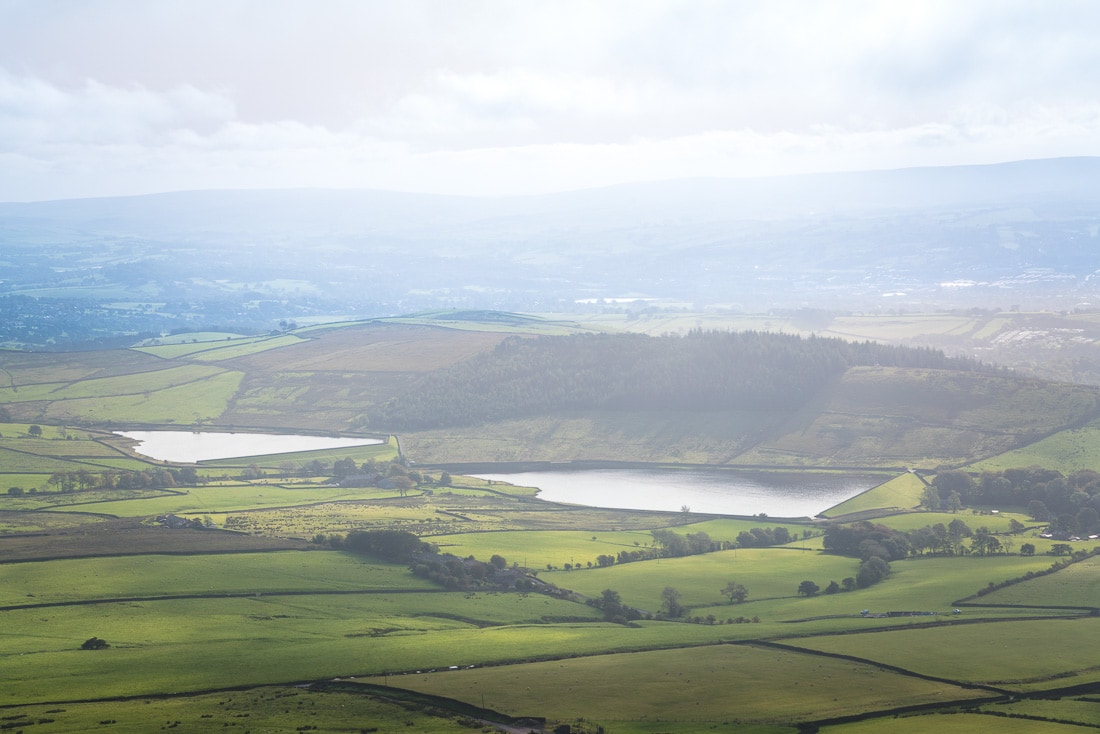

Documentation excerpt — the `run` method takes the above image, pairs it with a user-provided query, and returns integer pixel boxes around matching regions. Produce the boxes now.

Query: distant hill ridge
[3,156,1100,348]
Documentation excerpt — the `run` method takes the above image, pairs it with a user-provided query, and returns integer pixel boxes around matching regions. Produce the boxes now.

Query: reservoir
[472,468,878,518]
[116,430,383,463]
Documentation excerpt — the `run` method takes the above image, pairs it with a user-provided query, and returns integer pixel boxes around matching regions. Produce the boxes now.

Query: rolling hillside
[3,315,1098,469]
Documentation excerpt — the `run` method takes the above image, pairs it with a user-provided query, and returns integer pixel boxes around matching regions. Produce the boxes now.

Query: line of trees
[824,517,1053,568]
[925,467,1100,537]
[370,330,989,430]
[42,467,201,493]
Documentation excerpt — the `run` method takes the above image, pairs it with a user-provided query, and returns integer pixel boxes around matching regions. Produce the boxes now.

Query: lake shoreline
[464,465,884,518]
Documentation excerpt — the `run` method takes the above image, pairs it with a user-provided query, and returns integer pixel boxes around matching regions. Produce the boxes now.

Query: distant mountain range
[2,157,1099,346]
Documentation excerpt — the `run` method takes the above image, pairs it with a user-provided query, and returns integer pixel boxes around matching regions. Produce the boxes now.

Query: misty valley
[5,160,1100,732]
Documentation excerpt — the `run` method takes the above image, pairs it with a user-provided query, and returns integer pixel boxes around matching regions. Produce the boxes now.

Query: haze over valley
[5,3,1100,732]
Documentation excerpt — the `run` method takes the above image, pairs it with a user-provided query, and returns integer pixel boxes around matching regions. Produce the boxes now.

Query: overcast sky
[2,0,1099,201]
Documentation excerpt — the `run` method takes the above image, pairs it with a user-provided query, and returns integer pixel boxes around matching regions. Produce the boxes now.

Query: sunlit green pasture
[134,333,306,361]
[822,472,926,517]
[967,420,1100,473]
[0,422,64,438]
[0,363,227,403]
[2,436,129,458]
[978,698,1100,727]
[684,554,1059,623]
[0,685,484,734]
[543,548,861,612]
[427,519,820,569]
[789,617,1100,691]
[64,483,411,517]
[38,370,244,424]
[395,642,988,727]
[0,601,741,706]
[823,712,1090,733]
[430,529,657,568]
[189,334,310,361]
[0,551,436,606]
[0,446,103,474]
[976,554,1100,607]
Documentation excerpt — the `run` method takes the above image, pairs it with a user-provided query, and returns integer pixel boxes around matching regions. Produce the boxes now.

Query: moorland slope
[3,316,1098,469]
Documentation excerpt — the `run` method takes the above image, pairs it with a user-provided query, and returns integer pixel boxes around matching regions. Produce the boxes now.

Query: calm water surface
[473,469,877,517]
[116,430,382,463]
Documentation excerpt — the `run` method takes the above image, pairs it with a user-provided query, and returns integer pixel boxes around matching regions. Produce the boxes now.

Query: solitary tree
[661,586,684,617]
[1020,542,1036,556]
[389,475,416,497]
[596,588,626,620]
[721,581,748,604]
[81,637,110,650]
[797,580,820,597]
[27,424,42,438]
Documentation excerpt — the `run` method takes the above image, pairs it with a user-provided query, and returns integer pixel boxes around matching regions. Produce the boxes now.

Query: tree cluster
[827,516,1041,564]
[927,467,1100,536]
[342,529,434,562]
[822,521,908,588]
[797,577,859,597]
[588,589,644,623]
[650,529,725,557]
[734,526,794,548]
[46,467,201,493]
[370,330,986,430]
[410,551,529,591]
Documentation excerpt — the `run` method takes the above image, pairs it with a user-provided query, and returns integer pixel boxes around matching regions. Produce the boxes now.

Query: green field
[543,547,862,611]
[134,333,307,360]
[967,419,1100,473]
[0,363,229,403]
[823,712,1093,733]
[789,617,1100,692]
[5,315,1100,730]
[396,643,988,728]
[822,471,927,517]
[975,553,1100,607]
[0,551,435,606]
[430,528,663,568]
[40,369,244,424]
[0,685,489,734]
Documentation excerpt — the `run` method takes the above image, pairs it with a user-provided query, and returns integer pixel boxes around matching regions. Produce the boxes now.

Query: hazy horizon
[2,1,1099,202]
